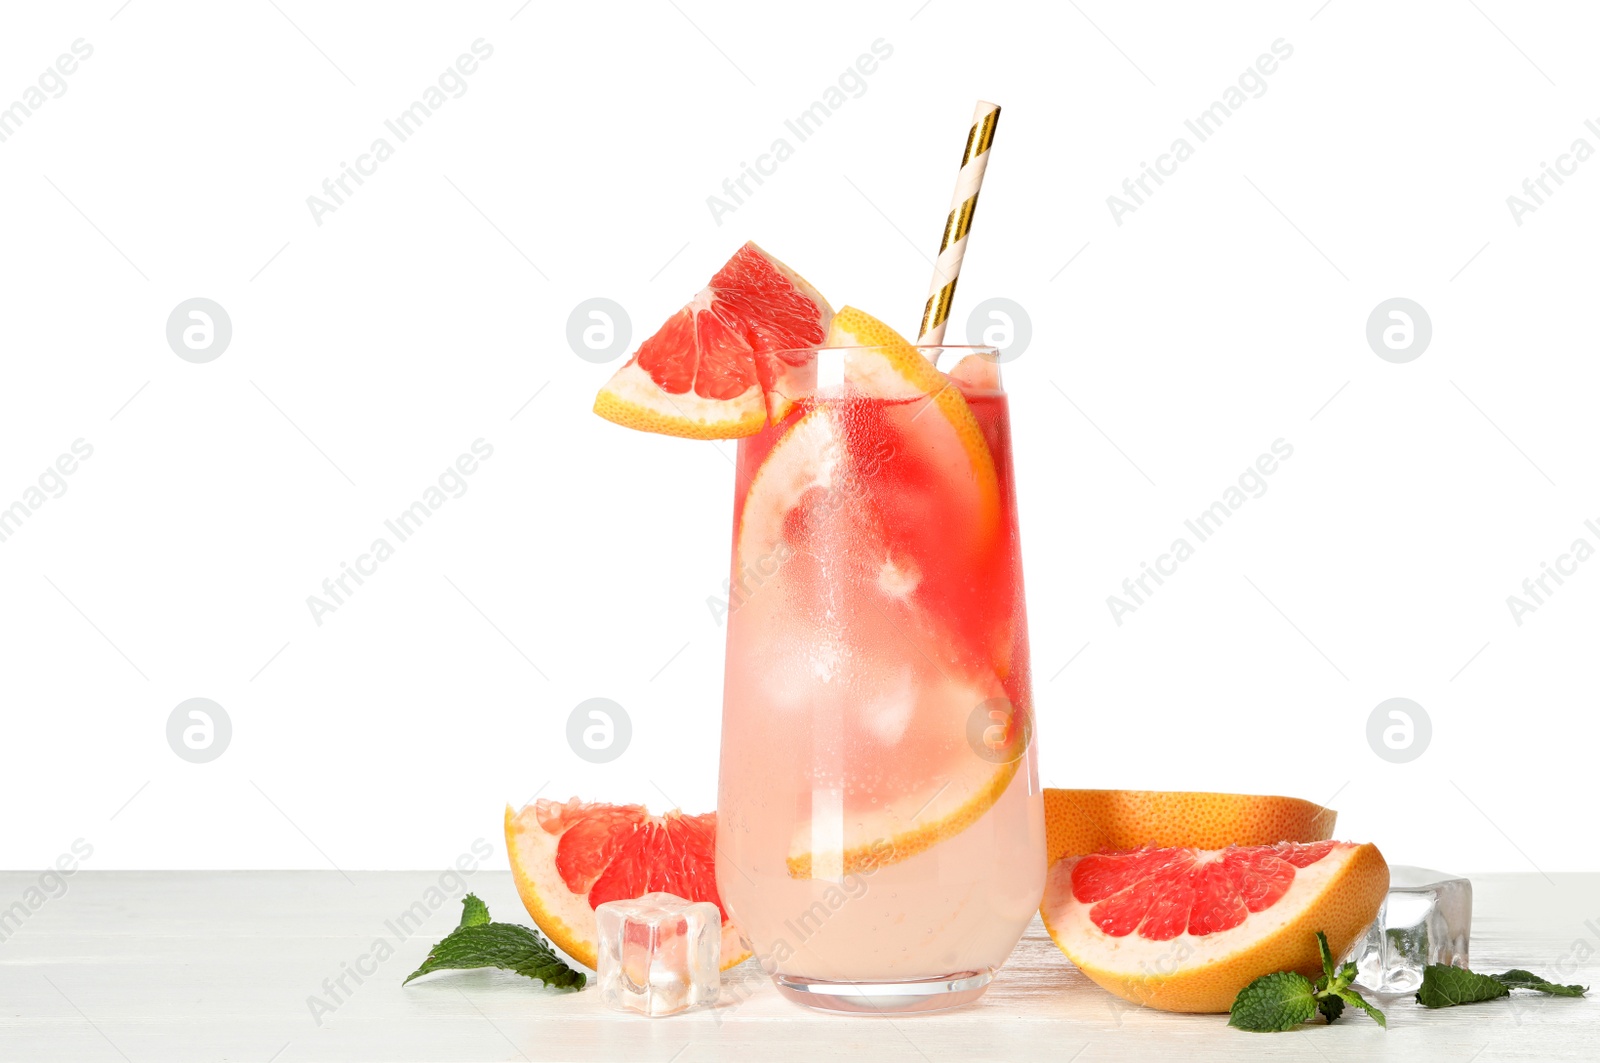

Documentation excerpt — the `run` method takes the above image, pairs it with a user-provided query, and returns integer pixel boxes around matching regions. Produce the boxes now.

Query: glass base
[772,969,994,1014]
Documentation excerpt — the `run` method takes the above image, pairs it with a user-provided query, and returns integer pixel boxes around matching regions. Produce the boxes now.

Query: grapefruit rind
[593,360,768,439]
[504,803,752,971]
[1043,789,1338,865]
[1040,840,1389,1014]
[505,804,603,970]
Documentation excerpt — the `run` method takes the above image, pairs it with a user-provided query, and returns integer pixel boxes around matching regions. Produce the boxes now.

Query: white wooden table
[2,871,1595,1062]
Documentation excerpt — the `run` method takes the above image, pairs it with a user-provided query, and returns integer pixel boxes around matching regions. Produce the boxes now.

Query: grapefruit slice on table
[1041,840,1389,1013]
[751,307,1023,880]
[505,799,750,970]
[1044,788,1338,865]
[592,242,833,439]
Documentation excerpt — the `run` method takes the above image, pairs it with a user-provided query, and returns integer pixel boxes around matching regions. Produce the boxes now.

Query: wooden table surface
[2,871,1595,1062]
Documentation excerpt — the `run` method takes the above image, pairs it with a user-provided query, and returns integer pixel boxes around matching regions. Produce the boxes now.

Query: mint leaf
[403,896,584,990]
[1418,964,1588,1007]
[1416,965,1509,1007]
[1316,992,1345,1024]
[1490,970,1588,998]
[1229,972,1319,1032]
[405,923,586,989]
[458,893,490,928]
[1315,930,1337,985]
[1335,987,1387,1028]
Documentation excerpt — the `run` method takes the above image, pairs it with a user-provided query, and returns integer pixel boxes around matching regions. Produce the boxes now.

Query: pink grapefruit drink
[717,337,1045,1014]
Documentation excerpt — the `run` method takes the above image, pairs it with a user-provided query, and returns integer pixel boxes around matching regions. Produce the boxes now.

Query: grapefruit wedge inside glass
[593,242,833,439]
[1041,840,1389,1013]
[728,306,1025,880]
[505,799,750,970]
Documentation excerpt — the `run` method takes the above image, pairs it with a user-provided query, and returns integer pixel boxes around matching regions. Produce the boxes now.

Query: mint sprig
[1229,931,1386,1032]
[403,894,586,990]
[1416,964,1586,1008]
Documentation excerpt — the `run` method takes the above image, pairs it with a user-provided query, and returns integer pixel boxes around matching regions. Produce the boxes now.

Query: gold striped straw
[917,100,1000,345]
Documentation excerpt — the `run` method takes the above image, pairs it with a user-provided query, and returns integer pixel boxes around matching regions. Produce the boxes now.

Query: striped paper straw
[917,100,1000,345]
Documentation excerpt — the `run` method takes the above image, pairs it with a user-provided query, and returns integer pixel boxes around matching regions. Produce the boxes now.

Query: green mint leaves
[1229,971,1321,1031]
[1416,964,1587,1008]
[403,893,586,991]
[1229,931,1386,1032]
[1230,932,1589,1029]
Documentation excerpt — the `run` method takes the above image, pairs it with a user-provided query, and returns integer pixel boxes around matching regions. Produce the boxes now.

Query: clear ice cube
[1342,866,1472,994]
[595,892,721,1016]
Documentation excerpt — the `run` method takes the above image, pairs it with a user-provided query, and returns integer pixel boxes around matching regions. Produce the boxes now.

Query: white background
[1,0,1595,875]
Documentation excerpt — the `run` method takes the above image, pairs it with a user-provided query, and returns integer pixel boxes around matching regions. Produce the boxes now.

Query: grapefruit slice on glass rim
[1041,840,1388,1013]
[505,799,751,970]
[592,242,833,439]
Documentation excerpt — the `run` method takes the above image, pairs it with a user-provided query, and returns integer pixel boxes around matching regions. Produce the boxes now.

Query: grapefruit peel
[1044,788,1338,865]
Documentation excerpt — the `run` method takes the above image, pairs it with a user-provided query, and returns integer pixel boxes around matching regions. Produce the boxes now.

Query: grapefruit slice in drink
[505,799,750,970]
[736,306,1004,650]
[1041,840,1389,1013]
[592,242,833,438]
[823,306,1001,541]
[731,306,1025,879]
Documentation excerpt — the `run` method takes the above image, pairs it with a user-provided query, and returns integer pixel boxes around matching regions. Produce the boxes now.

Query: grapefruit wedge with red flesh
[593,242,833,439]
[728,307,1024,880]
[505,799,750,970]
[1041,840,1388,1013]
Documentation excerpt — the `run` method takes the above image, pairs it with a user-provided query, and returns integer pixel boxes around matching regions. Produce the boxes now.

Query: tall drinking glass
[716,345,1044,1014]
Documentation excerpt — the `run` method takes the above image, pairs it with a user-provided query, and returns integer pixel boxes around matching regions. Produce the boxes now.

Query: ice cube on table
[595,892,721,1016]
[1342,866,1472,994]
